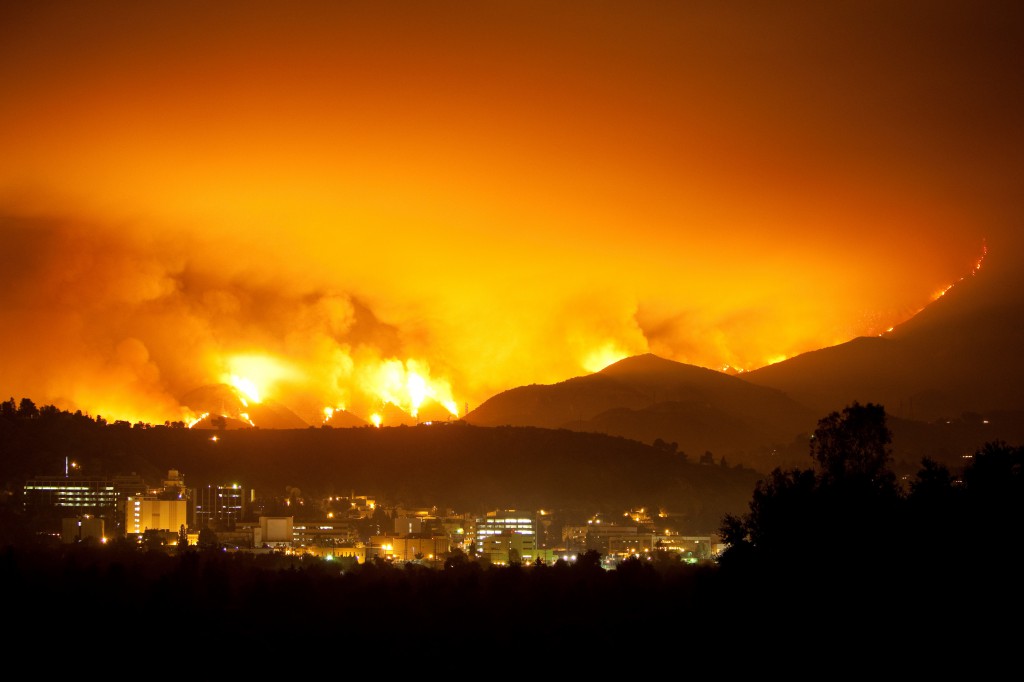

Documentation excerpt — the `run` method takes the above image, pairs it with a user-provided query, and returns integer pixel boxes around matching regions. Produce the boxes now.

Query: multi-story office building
[23,474,147,534]
[474,510,537,563]
[194,483,245,529]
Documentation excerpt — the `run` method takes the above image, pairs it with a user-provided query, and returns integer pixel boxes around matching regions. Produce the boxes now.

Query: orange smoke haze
[0,3,1021,424]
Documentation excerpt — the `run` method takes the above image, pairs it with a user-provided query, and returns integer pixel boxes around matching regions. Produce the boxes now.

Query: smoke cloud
[1,3,1020,423]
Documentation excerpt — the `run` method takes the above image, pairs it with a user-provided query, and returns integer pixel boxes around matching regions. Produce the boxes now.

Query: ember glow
[0,3,1020,425]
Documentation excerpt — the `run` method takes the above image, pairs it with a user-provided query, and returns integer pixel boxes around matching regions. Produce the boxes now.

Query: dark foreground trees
[719,402,900,569]
[717,402,1024,649]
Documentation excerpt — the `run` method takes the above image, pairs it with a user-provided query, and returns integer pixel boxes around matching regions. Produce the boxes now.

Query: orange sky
[0,2,1020,424]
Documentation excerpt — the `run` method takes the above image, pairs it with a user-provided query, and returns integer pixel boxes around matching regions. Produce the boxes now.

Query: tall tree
[810,402,893,488]
[16,398,38,419]
[719,402,899,571]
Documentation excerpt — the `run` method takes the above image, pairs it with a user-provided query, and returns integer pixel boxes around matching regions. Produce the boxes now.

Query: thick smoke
[0,212,656,424]
[2,4,1016,423]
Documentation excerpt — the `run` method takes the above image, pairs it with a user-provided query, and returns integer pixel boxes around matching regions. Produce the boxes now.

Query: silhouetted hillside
[466,354,816,468]
[744,246,1024,422]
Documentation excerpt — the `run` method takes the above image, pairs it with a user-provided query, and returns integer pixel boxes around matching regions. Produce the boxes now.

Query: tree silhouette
[198,527,219,550]
[719,402,899,572]
[810,402,893,488]
[16,398,38,419]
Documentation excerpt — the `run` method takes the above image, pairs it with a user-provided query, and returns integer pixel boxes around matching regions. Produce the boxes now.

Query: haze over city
[1,2,1022,427]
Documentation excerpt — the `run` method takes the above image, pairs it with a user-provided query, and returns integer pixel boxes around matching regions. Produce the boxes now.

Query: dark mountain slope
[467,354,816,463]
[744,248,1024,420]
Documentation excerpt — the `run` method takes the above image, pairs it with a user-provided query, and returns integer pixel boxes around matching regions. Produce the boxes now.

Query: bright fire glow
[227,376,261,405]
[322,405,349,424]
[222,354,298,407]
[582,343,631,373]
[358,358,458,419]
[0,4,1008,427]
[370,413,382,428]
[186,412,209,429]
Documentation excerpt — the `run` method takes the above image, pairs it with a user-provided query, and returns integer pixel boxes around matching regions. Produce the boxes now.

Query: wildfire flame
[221,354,298,407]
[933,239,987,302]
[186,412,209,429]
[322,405,349,424]
[370,413,382,428]
[227,375,261,405]
[879,240,988,337]
[582,342,631,373]
[360,358,458,419]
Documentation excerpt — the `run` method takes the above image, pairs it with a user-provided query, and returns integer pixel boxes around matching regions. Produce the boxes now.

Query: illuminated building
[23,474,147,533]
[652,535,713,563]
[370,534,449,562]
[480,529,536,564]
[125,496,188,535]
[195,483,245,528]
[562,522,651,555]
[474,510,536,563]
[324,493,377,519]
[302,543,367,563]
[291,520,357,548]
[162,469,188,499]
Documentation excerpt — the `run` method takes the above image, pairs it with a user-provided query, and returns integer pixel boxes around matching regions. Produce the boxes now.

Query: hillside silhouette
[466,354,815,468]
[462,247,1024,472]
[744,246,1024,422]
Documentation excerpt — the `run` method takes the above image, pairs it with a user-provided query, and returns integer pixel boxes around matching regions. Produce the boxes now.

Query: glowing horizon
[0,4,1019,426]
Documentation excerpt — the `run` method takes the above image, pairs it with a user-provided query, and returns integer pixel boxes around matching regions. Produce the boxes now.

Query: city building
[474,510,537,563]
[324,493,377,519]
[394,515,424,535]
[292,520,357,548]
[480,529,536,564]
[125,496,188,535]
[24,474,148,534]
[259,516,294,547]
[563,520,652,555]
[195,483,245,529]
[370,534,449,562]
[303,543,367,563]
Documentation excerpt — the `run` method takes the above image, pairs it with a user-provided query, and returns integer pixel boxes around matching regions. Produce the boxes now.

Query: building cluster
[21,467,718,568]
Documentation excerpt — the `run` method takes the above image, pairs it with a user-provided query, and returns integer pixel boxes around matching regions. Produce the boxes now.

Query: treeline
[0,396,186,428]
[2,544,723,650]
[715,403,1024,646]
